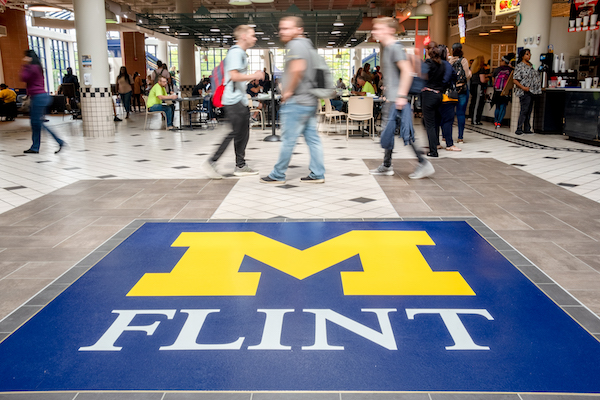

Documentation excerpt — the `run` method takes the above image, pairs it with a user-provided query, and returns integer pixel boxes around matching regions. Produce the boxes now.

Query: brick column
[0,9,29,89]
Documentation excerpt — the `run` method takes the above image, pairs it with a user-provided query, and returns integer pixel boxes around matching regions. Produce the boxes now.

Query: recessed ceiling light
[255,31,264,35]
[28,5,63,12]
[331,30,341,34]
[179,32,190,35]
[262,37,270,40]
[490,29,503,33]
[479,32,490,36]
[351,38,357,41]
[159,25,170,29]
[328,41,335,44]
[210,25,220,32]
[223,35,232,38]
[502,25,515,29]
[268,42,275,45]
[248,16,256,28]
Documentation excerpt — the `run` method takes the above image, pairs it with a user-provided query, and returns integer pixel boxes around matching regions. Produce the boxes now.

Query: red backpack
[210,60,227,108]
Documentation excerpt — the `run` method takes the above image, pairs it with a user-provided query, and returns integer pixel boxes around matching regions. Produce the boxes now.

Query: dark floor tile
[54,266,90,285]
[537,284,582,306]
[25,283,69,306]
[520,395,600,400]
[76,393,164,400]
[430,394,520,400]
[0,305,42,333]
[0,393,77,400]
[342,394,430,400]
[164,394,251,400]
[499,250,533,267]
[516,265,554,284]
[253,394,338,400]
[564,306,600,333]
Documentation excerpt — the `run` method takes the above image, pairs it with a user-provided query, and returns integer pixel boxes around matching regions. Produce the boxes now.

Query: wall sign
[569,0,600,32]
[496,0,520,16]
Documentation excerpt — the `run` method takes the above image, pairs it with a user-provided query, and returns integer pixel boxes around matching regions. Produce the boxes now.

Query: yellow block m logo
[127,231,475,297]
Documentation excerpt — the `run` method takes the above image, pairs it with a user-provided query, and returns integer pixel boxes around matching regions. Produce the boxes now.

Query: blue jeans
[149,104,174,127]
[269,100,325,181]
[380,101,414,150]
[330,99,343,111]
[495,100,508,124]
[456,88,469,139]
[120,91,132,113]
[29,93,64,152]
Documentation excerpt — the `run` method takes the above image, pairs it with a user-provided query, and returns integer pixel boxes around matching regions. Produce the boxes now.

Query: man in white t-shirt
[202,25,264,179]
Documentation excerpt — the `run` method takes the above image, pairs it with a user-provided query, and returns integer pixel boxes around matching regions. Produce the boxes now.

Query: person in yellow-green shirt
[0,83,17,121]
[147,76,178,129]
[351,75,376,96]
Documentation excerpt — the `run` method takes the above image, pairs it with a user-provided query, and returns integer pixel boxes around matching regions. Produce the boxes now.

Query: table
[255,93,282,128]
[172,96,204,130]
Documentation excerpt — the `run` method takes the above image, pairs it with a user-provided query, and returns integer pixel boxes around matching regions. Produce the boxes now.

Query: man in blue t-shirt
[202,25,264,179]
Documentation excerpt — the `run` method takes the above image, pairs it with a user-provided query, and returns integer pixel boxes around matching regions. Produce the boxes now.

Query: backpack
[494,68,511,92]
[452,57,468,94]
[305,44,335,99]
[210,60,227,108]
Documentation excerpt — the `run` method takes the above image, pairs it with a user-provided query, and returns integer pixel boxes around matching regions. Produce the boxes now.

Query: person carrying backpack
[491,53,515,129]
[448,43,472,143]
[260,16,326,184]
[202,25,264,179]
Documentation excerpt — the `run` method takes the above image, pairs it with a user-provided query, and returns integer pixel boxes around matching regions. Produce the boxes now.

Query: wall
[448,31,517,63]
[549,17,586,70]
[0,9,30,88]
[121,32,146,78]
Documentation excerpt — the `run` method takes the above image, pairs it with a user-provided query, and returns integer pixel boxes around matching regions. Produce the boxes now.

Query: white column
[43,38,55,94]
[157,40,169,65]
[73,0,114,137]
[512,0,552,133]
[176,0,196,95]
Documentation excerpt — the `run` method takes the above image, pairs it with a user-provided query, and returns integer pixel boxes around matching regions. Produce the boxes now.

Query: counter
[561,88,600,144]
[534,89,566,134]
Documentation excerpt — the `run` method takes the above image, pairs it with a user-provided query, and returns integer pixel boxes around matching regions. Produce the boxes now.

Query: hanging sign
[496,0,520,16]
[458,6,466,44]
[568,0,600,32]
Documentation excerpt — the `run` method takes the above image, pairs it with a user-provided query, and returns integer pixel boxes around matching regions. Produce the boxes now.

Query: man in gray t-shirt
[282,36,316,107]
[370,17,434,180]
[203,25,264,179]
[260,16,325,184]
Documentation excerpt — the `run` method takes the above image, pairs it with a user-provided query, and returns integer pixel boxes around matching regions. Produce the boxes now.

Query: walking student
[260,16,325,184]
[368,17,434,179]
[203,25,264,179]
[20,50,66,154]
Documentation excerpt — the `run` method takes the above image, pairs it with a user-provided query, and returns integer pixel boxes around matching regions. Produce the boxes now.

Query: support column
[176,0,196,96]
[122,32,146,79]
[73,0,114,137]
[430,0,449,47]
[157,40,169,65]
[512,0,552,133]
[0,8,29,89]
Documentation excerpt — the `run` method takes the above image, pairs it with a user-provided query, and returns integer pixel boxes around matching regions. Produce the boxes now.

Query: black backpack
[452,57,468,94]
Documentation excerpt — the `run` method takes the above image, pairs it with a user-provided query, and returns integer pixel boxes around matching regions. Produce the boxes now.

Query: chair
[346,96,374,140]
[143,95,166,130]
[60,83,81,120]
[247,94,265,130]
[322,99,346,134]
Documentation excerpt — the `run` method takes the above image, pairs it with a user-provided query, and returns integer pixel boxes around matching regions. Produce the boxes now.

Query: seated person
[246,79,263,121]
[0,84,18,121]
[336,78,346,90]
[62,68,80,97]
[146,76,178,130]
[351,75,376,96]
[330,99,343,112]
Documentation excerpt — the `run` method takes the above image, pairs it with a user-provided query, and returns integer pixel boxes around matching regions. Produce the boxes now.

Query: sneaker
[114,116,122,122]
[23,149,39,154]
[202,160,223,179]
[260,176,285,184]
[300,176,325,183]
[515,130,524,135]
[234,164,259,176]
[369,164,394,176]
[409,159,435,180]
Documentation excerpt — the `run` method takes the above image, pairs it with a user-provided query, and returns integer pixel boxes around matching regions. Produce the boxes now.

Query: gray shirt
[283,37,317,106]
[223,45,248,106]
[382,41,408,101]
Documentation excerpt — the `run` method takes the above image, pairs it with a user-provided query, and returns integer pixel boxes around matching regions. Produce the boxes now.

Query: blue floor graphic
[1,220,599,393]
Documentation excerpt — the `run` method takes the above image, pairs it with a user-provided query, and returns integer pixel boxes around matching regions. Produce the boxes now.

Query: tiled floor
[0,111,600,398]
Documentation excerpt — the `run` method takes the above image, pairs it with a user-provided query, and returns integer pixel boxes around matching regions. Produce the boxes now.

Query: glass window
[318,48,352,87]
[145,44,157,58]
[247,49,265,74]
[198,48,227,78]
[27,35,49,92]
[50,40,71,91]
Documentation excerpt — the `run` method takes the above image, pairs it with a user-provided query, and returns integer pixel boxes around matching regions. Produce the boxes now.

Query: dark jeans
[469,85,486,123]
[517,92,535,132]
[29,93,64,152]
[132,93,142,111]
[149,104,175,127]
[457,88,469,139]
[421,90,443,156]
[440,102,456,147]
[494,96,509,125]
[212,101,250,168]
[120,91,132,113]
